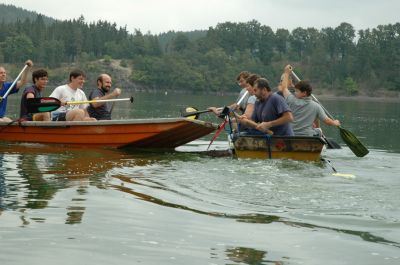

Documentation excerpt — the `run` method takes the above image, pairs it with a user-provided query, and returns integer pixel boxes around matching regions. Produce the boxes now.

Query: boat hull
[0,118,217,149]
[233,135,325,161]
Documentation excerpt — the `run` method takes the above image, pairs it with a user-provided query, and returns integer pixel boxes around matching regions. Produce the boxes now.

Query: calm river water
[1,92,399,265]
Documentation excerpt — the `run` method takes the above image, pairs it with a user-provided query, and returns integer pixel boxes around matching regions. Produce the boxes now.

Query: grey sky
[2,0,399,34]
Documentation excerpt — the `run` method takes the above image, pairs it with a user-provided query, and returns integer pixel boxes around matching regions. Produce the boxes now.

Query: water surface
[1,93,399,265]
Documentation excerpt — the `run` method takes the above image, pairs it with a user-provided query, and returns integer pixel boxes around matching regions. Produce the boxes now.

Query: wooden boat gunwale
[232,133,326,161]
[0,118,217,149]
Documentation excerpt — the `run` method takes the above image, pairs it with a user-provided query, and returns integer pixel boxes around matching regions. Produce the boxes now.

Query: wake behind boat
[0,118,217,149]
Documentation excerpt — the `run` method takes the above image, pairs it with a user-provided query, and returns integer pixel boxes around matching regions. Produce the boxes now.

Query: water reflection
[0,143,157,225]
[224,246,275,265]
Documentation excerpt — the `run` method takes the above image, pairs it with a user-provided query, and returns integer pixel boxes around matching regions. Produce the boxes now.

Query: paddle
[183,91,250,120]
[181,107,220,118]
[27,96,134,113]
[291,71,369,157]
[321,158,356,179]
[0,64,29,102]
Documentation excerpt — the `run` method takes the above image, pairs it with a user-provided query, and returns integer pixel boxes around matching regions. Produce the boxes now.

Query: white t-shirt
[49,84,89,113]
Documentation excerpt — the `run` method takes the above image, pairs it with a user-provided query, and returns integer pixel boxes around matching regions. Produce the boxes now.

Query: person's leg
[83,109,96,121]
[83,116,97,121]
[66,109,86,121]
[33,112,51,121]
[0,117,12,122]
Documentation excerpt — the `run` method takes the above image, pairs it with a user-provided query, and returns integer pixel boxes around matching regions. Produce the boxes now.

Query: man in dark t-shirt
[20,69,50,121]
[239,78,294,136]
[87,74,121,120]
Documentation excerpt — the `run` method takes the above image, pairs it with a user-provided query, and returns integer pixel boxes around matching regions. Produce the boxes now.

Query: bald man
[87,74,121,120]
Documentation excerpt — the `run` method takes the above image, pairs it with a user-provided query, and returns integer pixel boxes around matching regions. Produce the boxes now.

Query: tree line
[1,11,399,95]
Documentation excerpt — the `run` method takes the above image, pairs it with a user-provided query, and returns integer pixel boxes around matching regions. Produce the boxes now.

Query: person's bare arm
[256,111,293,132]
[25,92,34,99]
[237,114,273,135]
[323,117,341,127]
[16,60,33,89]
[243,103,254,119]
[279,65,292,98]
[91,88,121,108]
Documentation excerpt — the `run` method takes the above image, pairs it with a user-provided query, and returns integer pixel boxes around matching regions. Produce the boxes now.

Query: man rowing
[0,60,33,122]
[20,69,51,121]
[87,74,121,120]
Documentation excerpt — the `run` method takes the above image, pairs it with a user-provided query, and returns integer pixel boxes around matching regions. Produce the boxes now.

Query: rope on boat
[264,134,272,159]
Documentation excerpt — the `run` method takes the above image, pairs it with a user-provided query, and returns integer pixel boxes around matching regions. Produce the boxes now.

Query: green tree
[2,34,34,62]
[343,77,358,95]
[275,28,290,59]
[171,33,190,52]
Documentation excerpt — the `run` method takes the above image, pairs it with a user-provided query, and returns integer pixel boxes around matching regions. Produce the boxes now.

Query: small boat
[0,118,217,149]
[232,134,326,161]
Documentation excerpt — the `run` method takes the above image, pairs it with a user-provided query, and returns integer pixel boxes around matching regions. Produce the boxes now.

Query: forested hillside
[0,4,54,24]
[1,4,400,97]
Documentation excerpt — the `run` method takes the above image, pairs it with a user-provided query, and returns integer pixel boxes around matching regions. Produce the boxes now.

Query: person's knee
[66,109,85,121]
[33,113,51,121]
[0,117,12,122]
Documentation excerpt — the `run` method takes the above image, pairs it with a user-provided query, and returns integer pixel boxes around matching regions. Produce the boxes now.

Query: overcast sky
[3,0,399,34]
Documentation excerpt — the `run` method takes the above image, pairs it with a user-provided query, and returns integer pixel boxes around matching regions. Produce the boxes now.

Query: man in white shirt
[50,69,95,121]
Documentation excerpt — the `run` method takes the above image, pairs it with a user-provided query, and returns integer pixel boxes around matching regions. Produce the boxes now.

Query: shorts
[52,112,66,121]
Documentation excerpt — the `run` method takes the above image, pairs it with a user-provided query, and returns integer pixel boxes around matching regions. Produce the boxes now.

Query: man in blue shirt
[239,77,294,136]
[0,60,33,122]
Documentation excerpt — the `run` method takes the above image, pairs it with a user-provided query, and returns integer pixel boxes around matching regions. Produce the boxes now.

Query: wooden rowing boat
[0,118,217,149]
[232,134,326,161]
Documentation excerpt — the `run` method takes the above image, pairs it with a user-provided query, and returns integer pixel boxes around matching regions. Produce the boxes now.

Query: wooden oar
[183,91,250,119]
[0,64,29,102]
[27,96,134,113]
[181,107,221,118]
[291,71,369,157]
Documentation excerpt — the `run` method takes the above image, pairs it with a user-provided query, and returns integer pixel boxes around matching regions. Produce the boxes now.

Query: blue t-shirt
[251,93,294,136]
[0,81,18,118]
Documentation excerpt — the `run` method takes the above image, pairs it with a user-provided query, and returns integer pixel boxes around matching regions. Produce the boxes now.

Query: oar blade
[27,97,61,113]
[339,127,369,157]
[324,136,341,149]
[181,107,199,119]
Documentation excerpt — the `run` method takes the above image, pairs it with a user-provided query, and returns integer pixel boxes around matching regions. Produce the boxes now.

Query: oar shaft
[66,97,133,105]
[236,90,249,106]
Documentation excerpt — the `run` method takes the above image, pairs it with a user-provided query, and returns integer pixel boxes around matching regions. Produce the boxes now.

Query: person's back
[279,65,340,135]
[285,93,327,136]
